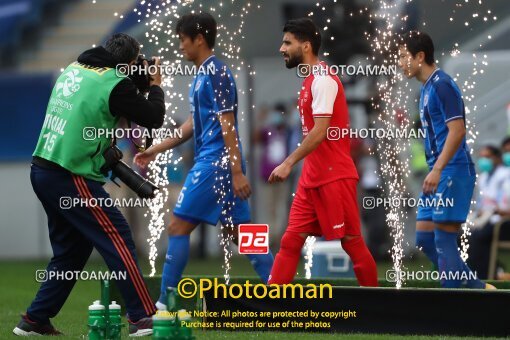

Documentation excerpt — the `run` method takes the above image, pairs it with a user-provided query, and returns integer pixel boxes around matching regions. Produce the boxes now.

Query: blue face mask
[477,157,494,173]
[503,152,510,167]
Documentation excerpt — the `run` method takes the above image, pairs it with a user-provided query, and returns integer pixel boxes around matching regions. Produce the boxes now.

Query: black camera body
[129,55,156,93]
[101,145,158,199]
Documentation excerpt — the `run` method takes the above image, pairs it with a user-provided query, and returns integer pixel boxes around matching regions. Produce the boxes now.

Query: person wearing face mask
[495,137,510,280]
[501,137,510,169]
[473,145,507,223]
[467,143,510,279]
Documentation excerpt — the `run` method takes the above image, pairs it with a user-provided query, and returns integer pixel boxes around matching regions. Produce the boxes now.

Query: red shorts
[287,179,361,240]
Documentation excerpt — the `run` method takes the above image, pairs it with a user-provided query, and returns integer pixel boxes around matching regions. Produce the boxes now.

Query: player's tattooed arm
[133,115,194,169]
[219,112,252,200]
[269,117,330,183]
[423,119,466,194]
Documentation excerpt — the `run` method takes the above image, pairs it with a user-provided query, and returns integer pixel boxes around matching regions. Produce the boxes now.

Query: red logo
[238,224,269,254]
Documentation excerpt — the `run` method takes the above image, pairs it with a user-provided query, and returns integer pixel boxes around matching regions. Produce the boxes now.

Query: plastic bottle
[178,310,194,340]
[152,311,173,340]
[166,287,178,312]
[88,300,106,340]
[108,301,122,340]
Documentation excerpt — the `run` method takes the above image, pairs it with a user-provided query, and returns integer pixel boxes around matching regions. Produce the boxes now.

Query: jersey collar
[199,54,215,68]
[423,68,440,87]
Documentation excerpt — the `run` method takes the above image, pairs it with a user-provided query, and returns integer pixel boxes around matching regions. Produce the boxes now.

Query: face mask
[477,157,494,173]
[503,152,510,167]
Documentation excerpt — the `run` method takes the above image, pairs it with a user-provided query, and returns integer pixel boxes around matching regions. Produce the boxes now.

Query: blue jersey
[189,55,244,166]
[419,69,473,171]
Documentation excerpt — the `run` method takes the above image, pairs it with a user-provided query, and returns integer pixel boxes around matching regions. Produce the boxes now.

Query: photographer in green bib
[13,33,164,337]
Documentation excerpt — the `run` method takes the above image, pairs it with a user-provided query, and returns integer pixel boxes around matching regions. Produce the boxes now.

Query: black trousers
[27,164,155,324]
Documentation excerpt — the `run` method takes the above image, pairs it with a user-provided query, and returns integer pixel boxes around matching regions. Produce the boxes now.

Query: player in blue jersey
[135,13,274,308]
[398,31,494,289]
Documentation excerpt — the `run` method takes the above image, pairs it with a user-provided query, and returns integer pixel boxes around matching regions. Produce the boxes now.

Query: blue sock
[435,229,463,288]
[159,235,190,304]
[434,229,484,289]
[416,230,438,269]
[246,252,274,284]
[460,260,485,289]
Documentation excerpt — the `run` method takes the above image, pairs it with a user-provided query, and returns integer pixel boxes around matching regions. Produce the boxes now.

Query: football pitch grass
[0,257,507,339]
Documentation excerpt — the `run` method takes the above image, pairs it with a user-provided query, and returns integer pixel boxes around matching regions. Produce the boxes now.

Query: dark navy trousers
[27,164,156,324]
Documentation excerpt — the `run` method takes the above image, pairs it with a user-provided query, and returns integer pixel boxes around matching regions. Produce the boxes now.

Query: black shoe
[128,317,153,337]
[13,314,62,336]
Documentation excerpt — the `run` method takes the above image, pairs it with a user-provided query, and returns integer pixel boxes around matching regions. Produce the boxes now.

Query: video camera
[128,55,156,93]
[101,145,158,199]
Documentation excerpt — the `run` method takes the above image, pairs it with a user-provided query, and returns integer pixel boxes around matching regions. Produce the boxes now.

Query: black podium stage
[111,276,510,337]
[203,285,510,337]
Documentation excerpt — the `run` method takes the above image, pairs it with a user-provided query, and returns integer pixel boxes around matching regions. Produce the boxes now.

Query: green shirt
[33,62,124,182]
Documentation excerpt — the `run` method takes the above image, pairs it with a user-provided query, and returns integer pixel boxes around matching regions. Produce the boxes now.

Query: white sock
[155,301,167,311]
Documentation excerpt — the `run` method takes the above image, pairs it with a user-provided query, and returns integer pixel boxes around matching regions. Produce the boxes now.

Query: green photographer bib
[33,62,124,182]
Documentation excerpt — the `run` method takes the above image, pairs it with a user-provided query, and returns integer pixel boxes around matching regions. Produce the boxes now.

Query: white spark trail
[304,236,317,280]
[368,0,413,288]
[133,0,259,277]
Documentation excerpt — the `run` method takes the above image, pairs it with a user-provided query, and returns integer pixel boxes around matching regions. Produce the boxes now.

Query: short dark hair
[501,136,510,148]
[399,31,435,66]
[176,13,217,49]
[104,33,140,64]
[283,18,321,56]
[483,144,501,158]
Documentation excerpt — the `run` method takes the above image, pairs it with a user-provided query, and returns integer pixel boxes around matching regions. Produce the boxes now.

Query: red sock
[268,232,305,284]
[341,236,378,287]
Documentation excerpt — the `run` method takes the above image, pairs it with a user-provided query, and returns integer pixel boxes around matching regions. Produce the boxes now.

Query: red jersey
[297,62,358,188]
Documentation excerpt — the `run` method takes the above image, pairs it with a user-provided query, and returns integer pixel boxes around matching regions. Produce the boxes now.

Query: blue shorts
[173,162,251,226]
[416,171,475,224]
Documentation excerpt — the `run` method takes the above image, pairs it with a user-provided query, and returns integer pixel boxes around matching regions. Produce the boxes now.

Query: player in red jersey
[267,18,378,286]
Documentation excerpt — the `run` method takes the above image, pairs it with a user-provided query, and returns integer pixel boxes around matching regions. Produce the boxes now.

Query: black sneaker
[13,314,62,336]
[128,317,153,337]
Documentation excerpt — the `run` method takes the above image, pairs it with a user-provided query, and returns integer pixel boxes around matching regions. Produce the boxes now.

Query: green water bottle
[108,301,122,340]
[177,310,194,340]
[166,287,178,312]
[152,311,173,340]
[88,300,106,340]
[174,312,182,340]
